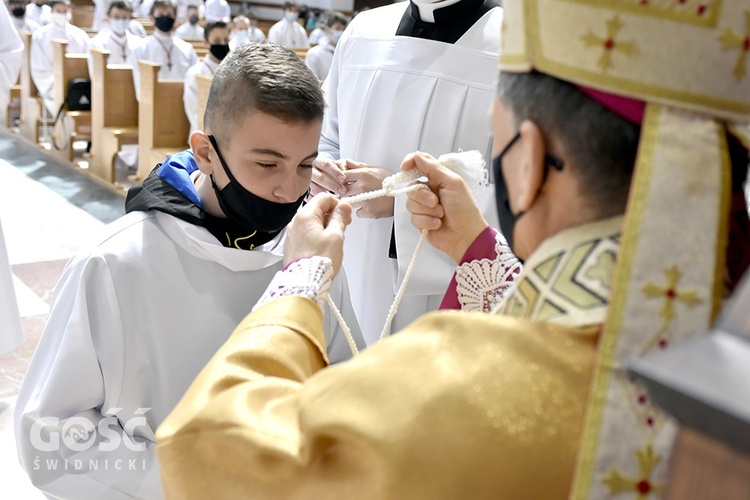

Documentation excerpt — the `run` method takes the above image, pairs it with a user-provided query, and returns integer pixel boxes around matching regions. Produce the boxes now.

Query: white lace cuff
[456,233,521,313]
[253,256,334,311]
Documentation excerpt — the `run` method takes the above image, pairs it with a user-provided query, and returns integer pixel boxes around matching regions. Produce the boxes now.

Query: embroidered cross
[642,265,701,338]
[603,445,663,499]
[718,11,750,81]
[581,16,638,73]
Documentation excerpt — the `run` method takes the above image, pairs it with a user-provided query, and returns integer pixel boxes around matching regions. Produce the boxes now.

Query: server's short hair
[107,0,133,14]
[204,43,325,145]
[149,0,176,16]
[204,21,228,41]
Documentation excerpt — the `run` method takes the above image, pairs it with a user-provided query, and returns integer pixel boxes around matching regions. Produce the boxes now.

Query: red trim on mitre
[577,85,646,125]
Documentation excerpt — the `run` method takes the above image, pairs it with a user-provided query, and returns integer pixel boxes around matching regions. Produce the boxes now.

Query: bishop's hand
[403,152,489,263]
[284,194,353,276]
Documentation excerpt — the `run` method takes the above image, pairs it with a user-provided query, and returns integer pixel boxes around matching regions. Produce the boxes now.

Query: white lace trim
[456,232,522,313]
[253,256,333,311]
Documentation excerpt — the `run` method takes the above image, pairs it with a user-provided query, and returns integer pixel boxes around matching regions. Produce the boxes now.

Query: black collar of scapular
[396,0,497,44]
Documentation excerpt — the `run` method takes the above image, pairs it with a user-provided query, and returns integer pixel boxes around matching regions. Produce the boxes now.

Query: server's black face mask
[207,135,306,231]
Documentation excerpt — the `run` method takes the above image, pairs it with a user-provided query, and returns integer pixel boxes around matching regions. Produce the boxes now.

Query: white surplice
[183,57,218,134]
[319,2,502,344]
[87,28,143,76]
[30,22,91,115]
[268,18,310,49]
[174,22,203,41]
[24,2,50,27]
[1,1,23,92]
[304,41,334,81]
[203,0,230,22]
[129,30,197,101]
[15,209,364,499]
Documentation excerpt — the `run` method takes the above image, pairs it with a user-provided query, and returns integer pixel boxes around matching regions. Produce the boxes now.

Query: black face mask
[207,135,306,231]
[11,7,25,17]
[154,15,175,32]
[492,131,564,256]
[209,43,230,61]
[189,14,199,25]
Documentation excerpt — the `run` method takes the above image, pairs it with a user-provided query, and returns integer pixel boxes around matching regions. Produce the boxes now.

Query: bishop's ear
[513,119,547,213]
[189,131,216,176]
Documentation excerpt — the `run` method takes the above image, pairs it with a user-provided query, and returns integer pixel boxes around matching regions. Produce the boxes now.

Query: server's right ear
[189,131,216,176]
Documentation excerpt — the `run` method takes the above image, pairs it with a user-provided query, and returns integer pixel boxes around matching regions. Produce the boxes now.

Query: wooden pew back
[52,38,89,113]
[196,74,212,131]
[19,31,42,142]
[90,48,139,183]
[137,60,190,179]
[52,38,92,162]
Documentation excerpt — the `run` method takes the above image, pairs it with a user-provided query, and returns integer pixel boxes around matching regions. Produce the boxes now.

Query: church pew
[89,48,138,185]
[196,74,212,131]
[51,38,92,163]
[293,48,308,61]
[4,74,21,129]
[136,60,189,181]
[19,31,44,143]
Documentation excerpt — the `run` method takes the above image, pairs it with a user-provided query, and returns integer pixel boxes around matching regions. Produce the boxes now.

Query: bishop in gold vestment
[156,0,750,497]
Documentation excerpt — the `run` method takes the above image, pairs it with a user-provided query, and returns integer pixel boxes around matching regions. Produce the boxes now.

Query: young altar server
[228,13,263,50]
[9,0,40,32]
[304,12,347,81]
[129,0,197,101]
[174,4,203,40]
[29,0,90,115]
[203,0,229,22]
[24,0,49,26]
[183,21,229,133]
[15,42,364,500]
[87,0,143,76]
[268,2,309,49]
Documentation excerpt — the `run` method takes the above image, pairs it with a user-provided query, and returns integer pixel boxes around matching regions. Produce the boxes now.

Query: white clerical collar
[411,0,464,23]
[110,30,127,41]
[153,29,172,41]
[204,56,220,71]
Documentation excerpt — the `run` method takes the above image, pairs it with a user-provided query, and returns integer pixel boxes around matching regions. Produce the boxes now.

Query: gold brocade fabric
[156,220,623,499]
[498,216,623,327]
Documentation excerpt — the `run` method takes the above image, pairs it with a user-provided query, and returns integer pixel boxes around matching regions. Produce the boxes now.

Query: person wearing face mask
[130,0,198,101]
[307,19,328,46]
[29,0,90,116]
[203,0,229,22]
[228,13,264,50]
[268,1,310,49]
[153,1,750,497]
[175,4,204,40]
[87,0,143,76]
[304,12,347,81]
[183,21,228,134]
[14,42,364,500]
[24,0,49,26]
[9,0,40,32]
[310,0,502,346]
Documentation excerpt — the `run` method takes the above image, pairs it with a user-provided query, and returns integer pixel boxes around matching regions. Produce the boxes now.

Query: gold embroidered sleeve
[156,298,598,499]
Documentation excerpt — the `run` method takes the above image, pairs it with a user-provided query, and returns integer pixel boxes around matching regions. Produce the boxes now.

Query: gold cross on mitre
[718,10,750,81]
[603,445,663,499]
[581,15,638,73]
[642,265,701,339]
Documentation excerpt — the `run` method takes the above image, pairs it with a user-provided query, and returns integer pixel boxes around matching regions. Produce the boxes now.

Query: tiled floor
[0,128,125,498]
